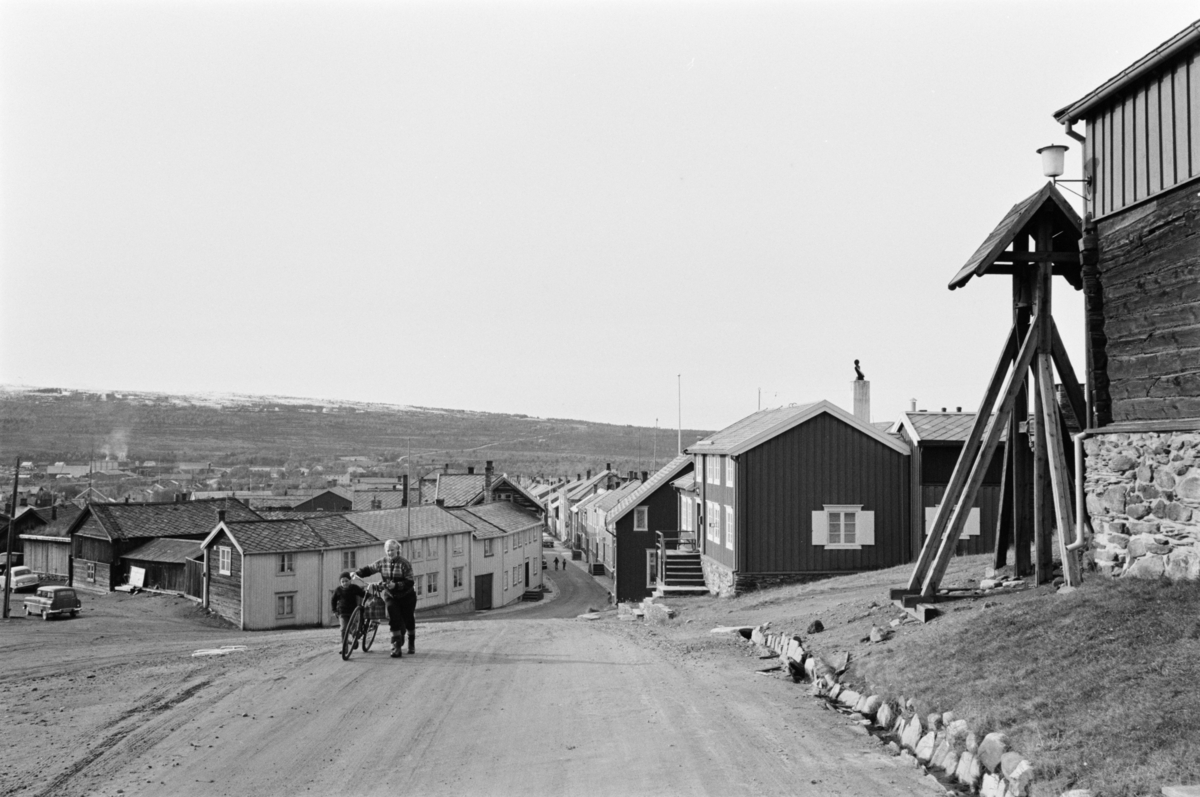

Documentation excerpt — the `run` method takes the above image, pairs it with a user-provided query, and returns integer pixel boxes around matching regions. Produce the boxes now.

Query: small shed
[121,537,202,594]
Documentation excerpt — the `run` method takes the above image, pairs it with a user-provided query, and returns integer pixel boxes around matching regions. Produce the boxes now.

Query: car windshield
[11,567,30,576]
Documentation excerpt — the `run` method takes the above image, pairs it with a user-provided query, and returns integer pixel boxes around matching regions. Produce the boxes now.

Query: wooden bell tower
[897,183,1088,612]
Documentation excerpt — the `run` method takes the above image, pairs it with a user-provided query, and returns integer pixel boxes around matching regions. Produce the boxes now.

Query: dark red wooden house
[687,400,911,595]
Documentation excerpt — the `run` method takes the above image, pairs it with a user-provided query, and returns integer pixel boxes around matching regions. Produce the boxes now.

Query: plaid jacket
[356,555,414,594]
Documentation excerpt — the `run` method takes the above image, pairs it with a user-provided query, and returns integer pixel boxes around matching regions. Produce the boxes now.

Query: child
[331,571,366,643]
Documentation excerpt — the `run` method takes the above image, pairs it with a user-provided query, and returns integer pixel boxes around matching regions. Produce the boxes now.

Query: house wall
[22,539,70,578]
[1083,53,1200,220]
[243,550,322,630]
[736,413,910,579]
[613,480,682,603]
[322,542,384,627]
[918,443,1004,557]
[124,559,186,592]
[472,537,504,609]
[1092,183,1200,423]
[72,515,116,593]
[698,455,736,570]
[205,531,243,627]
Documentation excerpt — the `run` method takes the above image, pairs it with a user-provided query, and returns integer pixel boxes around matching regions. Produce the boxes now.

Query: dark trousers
[385,590,418,643]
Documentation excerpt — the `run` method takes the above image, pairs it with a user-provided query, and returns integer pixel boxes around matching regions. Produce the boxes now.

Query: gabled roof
[446,508,507,540]
[570,490,608,514]
[608,454,694,527]
[671,474,696,493]
[123,537,202,564]
[23,505,82,539]
[458,502,542,533]
[80,498,261,541]
[205,514,379,555]
[434,474,486,506]
[345,505,475,541]
[566,471,613,500]
[947,182,1082,291]
[1054,21,1200,124]
[888,411,1008,445]
[688,400,910,457]
[593,481,641,513]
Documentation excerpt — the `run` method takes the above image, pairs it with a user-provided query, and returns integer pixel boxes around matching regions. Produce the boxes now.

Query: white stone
[980,772,1003,797]
[901,716,924,750]
[955,751,981,789]
[914,731,937,762]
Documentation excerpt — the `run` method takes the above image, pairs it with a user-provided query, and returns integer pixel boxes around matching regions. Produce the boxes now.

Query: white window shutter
[963,507,981,538]
[858,511,875,546]
[812,511,828,546]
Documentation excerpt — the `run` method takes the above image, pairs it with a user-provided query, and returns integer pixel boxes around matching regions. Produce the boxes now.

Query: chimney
[371,497,382,510]
[484,460,494,503]
[401,474,409,507]
[606,462,612,471]
[641,471,648,482]
[51,505,57,521]
[910,398,917,412]
[444,463,450,473]
[852,378,871,423]
[217,509,226,523]
[586,469,592,480]
[124,495,130,504]
[467,466,475,475]
[436,498,445,507]
[956,406,962,412]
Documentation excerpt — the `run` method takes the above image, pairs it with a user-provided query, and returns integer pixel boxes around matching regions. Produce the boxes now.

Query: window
[412,541,424,561]
[633,506,649,532]
[415,575,424,596]
[453,566,464,590]
[646,549,659,587]
[484,539,494,557]
[453,534,465,556]
[218,546,231,576]
[504,536,509,552]
[513,565,522,587]
[707,456,720,485]
[726,459,734,488]
[428,572,438,595]
[680,497,692,532]
[275,593,295,618]
[277,553,294,575]
[924,506,981,538]
[706,500,720,542]
[812,505,875,550]
[504,571,509,589]
[341,550,356,571]
[725,505,734,550]
[427,538,438,560]
[86,562,96,582]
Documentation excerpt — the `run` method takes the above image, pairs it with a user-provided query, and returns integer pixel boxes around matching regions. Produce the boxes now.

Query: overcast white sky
[1,1,1196,431]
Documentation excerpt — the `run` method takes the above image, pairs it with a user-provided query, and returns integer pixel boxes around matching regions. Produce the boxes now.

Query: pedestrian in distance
[352,539,416,658]
[553,557,559,570]
[331,571,365,647]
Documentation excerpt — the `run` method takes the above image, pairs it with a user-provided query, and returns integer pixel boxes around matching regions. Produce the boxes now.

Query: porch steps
[660,551,707,595]
[521,589,545,602]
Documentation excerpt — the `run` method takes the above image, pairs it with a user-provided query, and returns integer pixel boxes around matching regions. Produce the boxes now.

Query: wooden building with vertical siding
[68,498,261,594]
[687,400,911,596]
[890,411,1005,560]
[200,514,382,631]
[604,455,694,603]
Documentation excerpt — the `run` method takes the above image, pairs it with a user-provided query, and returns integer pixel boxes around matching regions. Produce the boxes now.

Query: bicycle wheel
[341,607,361,660]
[361,619,378,652]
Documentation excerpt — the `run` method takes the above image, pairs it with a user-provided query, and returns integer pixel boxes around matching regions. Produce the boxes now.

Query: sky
[1,0,1197,431]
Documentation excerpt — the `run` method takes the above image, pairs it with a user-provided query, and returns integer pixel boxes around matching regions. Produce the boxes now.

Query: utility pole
[677,375,682,456]
[4,456,20,620]
[652,418,658,470]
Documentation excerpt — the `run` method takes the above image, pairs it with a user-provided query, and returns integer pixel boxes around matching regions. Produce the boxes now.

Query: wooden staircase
[656,551,709,596]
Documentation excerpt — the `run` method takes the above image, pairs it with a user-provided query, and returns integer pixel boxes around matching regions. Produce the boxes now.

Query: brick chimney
[484,460,494,503]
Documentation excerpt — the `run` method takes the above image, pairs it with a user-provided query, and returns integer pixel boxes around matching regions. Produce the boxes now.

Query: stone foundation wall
[700,555,735,597]
[734,572,835,593]
[1084,431,1200,579]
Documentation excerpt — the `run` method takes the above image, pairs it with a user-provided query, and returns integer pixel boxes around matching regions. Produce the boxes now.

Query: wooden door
[524,560,530,589]
[474,573,493,610]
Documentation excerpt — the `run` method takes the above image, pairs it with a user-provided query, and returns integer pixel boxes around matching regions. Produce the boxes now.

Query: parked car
[24,586,81,620]
[0,566,39,592]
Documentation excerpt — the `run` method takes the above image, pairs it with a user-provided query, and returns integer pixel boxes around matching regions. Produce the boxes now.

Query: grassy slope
[652,557,1200,797]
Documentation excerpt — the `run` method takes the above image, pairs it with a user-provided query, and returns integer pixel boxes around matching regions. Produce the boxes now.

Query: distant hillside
[0,386,710,478]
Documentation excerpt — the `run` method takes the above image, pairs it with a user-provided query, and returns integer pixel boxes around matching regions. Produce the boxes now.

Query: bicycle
[340,582,384,661]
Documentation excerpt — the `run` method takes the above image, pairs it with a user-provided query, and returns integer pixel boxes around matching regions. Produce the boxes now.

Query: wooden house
[1050,21,1200,579]
[604,455,694,603]
[422,463,543,510]
[585,478,642,574]
[18,505,82,578]
[69,498,261,593]
[200,514,382,630]
[686,400,911,595]
[344,505,476,618]
[889,412,1004,560]
[449,502,545,610]
[121,537,202,595]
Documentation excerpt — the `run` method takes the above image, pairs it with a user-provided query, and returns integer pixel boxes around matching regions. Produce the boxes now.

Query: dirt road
[0,591,943,797]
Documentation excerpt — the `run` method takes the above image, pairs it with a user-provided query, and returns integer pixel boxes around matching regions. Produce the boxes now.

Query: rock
[1126,502,1151,519]
[980,773,1003,797]
[784,637,805,662]
[901,716,924,751]
[955,751,981,789]
[977,732,1009,771]
[914,732,937,762]
[925,712,943,732]
[806,620,824,634]
[1157,468,1179,490]
[828,683,842,700]
[837,689,861,709]
[1137,464,1155,482]
[1165,502,1193,522]
[1177,475,1200,500]
[751,626,766,645]
[1105,526,1130,544]
[1172,462,1192,476]
[1059,791,1095,797]
[1126,554,1166,579]
[869,626,890,643]
[889,618,902,628]
[875,701,895,730]
[1057,585,1078,595]
[883,741,901,756]
[830,651,850,674]
[939,750,959,776]
[931,739,953,770]
[1109,454,1136,472]
[859,694,882,718]
[1167,549,1199,580]
[1162,787,1200,797]
[709,625,753,635]
[980,579,1000,589]
[1128,520,1162,536]
[898,750,919,768]
[1002,755,1034,795]
[946,719,970,746]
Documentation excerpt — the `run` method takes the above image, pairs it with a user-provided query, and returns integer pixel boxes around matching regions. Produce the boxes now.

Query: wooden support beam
[992,251,1081,265]
[904,324,1019,593]
[992,438,1012,570]
[1033,357,1051,582]
[1037,353,1083,586]
[921,314,1044,597]
[1050,319,1087,430]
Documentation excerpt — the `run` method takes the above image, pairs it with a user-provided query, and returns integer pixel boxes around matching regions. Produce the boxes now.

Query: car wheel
[70,610,77,618]
[41,609,49,621]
